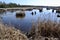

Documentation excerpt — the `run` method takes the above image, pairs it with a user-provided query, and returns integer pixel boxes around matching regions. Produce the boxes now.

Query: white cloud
[21,0,60,6]
[0,0,60,6]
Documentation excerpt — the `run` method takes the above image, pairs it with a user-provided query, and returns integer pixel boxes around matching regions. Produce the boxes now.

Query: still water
[0,8,60,32]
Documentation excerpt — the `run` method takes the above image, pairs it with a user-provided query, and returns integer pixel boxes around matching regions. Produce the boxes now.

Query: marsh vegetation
[0,23,28,40]
[27,20,60,40]
[0,8,60,40]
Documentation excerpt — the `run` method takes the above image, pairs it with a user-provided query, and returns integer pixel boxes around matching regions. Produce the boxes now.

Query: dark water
[0,8,60,32]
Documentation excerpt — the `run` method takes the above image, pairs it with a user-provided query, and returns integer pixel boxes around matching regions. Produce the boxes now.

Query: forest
[0,2,21,8]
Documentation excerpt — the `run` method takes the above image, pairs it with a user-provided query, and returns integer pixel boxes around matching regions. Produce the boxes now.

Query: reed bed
[27,19,60,40]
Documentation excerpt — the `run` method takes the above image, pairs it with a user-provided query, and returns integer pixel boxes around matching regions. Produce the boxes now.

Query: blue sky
[0,0,60,6]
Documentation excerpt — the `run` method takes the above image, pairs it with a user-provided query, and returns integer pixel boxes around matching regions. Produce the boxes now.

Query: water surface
[0,8,60,32]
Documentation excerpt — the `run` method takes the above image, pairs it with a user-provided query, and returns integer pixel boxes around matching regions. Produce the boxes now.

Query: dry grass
[27,19,60,40]
[0,23,28,40]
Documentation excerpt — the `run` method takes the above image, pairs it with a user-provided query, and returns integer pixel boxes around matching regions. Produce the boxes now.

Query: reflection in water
[26,9,32,11]
[31,12,34,15]
[31,11,36,16]
[35,11,36,15]
[56,10,60,13]
[46,8,50,10]
[39,9,42,12]
[57,14,60,17]
[16,13,25,19]
[10,10,14,13]
[52,9,54,12]
[0,10,6,14]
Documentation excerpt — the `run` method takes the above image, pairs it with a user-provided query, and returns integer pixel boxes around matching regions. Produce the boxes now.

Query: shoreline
[0,22,28,40]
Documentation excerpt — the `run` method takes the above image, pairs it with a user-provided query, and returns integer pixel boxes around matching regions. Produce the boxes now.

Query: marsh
[0,8,60,33]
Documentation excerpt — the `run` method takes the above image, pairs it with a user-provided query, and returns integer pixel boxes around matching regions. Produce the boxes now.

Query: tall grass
[27,19,60,40]
[0,23,28,40]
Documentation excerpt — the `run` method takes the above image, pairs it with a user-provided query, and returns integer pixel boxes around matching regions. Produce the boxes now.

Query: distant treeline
[0,2,21,8]
[0,2,37,8]
[0,2,60,8]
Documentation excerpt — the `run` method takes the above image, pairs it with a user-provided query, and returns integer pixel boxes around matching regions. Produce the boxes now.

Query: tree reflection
[52,9,54,12]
